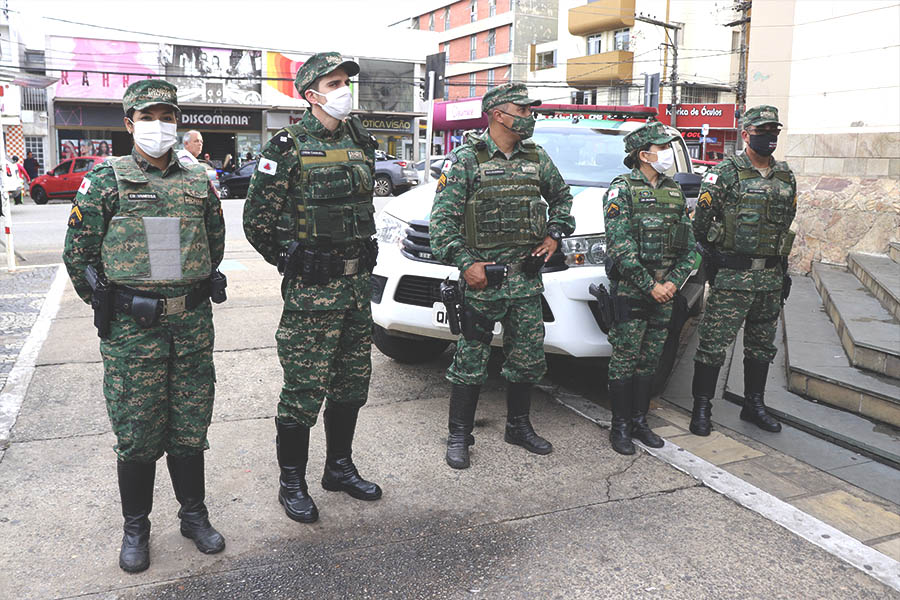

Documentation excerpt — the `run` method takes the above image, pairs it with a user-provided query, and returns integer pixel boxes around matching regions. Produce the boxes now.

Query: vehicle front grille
[394,275,443,307]
[401,220,441,264]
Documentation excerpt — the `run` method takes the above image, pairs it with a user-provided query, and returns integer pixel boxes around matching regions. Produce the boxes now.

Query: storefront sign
[179,109,261,130]
[266,111,305,130]
[658,103,735,129]
[359,114,414,133]
[683,130,719,143]
[445,99,482,122]
[54,103,123,128]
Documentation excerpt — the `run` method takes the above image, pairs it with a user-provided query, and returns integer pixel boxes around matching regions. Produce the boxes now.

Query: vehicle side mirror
[430,165,443,177]
[674,172,702,199]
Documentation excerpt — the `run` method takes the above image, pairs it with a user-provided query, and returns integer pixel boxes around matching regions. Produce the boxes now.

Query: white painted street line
[0,265,68,461]
[550,392,900,592]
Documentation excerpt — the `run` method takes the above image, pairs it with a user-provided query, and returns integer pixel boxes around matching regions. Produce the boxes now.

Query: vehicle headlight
[375,212,406,246]
[560,234,607,267]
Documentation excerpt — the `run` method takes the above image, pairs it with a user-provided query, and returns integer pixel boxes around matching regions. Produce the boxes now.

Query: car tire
[31,186,48,205]
[372,325,450,364]
[220,184,231,200]
[374,175,392,197]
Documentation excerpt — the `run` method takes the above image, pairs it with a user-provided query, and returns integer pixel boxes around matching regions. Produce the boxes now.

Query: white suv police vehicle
[371,107,704,385]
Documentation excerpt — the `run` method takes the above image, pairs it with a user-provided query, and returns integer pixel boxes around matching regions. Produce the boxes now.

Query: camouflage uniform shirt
[429,131,575,300]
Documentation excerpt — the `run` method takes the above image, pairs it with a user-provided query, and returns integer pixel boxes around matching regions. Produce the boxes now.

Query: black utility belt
[481,255,545,288]
[114,282,212,328]
[278,239,378,286]
[720,255,781,271]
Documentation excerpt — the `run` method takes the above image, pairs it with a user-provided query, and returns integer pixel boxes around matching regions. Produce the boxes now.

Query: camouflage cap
[482,83,542,113]
[623,121,678,153]
[122,79,179,113]
[741,105,782,129]
[294,52,360,95]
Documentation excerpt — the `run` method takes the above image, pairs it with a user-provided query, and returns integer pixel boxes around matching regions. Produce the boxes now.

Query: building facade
[746,0,900,272]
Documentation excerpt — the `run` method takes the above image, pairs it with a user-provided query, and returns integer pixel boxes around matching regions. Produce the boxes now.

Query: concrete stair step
[889,242,900,264]
[784,275,900,428]
[811,262,900,378]
[725,317,900,469]
[848,252,900,321]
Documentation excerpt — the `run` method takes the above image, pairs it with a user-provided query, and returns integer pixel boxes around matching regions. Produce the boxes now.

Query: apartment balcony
[569,0,635,36]
[566,51,633,89]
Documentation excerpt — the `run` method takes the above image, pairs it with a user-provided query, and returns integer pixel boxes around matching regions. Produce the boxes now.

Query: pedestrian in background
[243,52,382,525]
[62,80,227,573]
[429,83,575,470]
[690,105,796,436]
[222,153,234,173]
[600,121,697,455]
[23,150,40,180]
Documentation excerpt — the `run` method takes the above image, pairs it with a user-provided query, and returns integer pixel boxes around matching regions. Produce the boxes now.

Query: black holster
[85,265,112,339]
[588,283,615,333]
[439,278,462,336]
[209,270,227,304]
[361,238,379,272]
[461,303,496,344]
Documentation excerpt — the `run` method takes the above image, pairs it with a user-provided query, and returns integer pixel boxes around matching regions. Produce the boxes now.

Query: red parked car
[29,156,109,205]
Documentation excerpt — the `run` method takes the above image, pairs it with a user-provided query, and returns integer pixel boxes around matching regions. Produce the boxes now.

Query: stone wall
[784,132,900,274]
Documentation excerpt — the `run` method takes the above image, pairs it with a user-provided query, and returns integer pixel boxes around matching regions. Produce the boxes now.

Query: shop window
[488,30,496,57]
[587,34,602,55]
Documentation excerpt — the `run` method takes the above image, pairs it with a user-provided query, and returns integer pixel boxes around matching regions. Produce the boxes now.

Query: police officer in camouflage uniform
[690,105,797,436]
[63,80,226,573]
[243,53,382,524]
[602,121,697,455]
[430,83,575,470]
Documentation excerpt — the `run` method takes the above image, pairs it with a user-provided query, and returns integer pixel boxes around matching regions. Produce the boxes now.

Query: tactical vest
[280,123,376,247]
[721,159,795,256]
[463,139,547,249]
[626,175,691,267]
[101,155,211,285]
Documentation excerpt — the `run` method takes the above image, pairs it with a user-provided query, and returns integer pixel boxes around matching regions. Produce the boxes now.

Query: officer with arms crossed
[243,53,382,525]
[600,121,697,455]
[690,105,796,436]
[430,83,575,470]
[63,80,227,573]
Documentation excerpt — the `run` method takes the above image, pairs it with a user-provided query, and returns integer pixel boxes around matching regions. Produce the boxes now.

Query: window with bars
[470,35,477,60]
[681,85,720,103]
[470,0,477,23]
[21,88,48,112]
[24,137,45,172]
[469,73,476,97]
[487,30,496,57]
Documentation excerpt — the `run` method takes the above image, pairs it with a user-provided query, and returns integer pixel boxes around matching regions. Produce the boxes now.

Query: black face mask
[748,133,778,157]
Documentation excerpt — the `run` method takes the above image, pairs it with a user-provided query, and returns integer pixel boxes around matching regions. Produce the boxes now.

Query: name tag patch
[301,150,326,157]
[347,150,364,161]
[128,193,158,200]
[639,196,657,204]
[669,190,681,197]
[521,165,537,174]
[484,169,505,176]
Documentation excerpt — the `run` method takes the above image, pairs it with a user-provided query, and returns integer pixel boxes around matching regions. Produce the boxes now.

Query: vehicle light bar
[534,104,658,121]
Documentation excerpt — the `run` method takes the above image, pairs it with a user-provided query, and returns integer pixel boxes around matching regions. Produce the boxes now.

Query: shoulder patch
[67,204,83,228]
[435,173,448,193]
[270,131,294,152]
[77,177,91,195]
[697,191,712,209]
[605,202,620,219]
[607,187,619,201]
[258,158,278,175]
[703,172,719,185]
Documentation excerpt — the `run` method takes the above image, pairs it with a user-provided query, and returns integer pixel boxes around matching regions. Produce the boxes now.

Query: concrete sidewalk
[0,249,898,599]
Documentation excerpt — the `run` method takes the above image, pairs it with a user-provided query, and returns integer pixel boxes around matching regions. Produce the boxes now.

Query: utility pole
[635,15,681,127]
[726,1,751,149]
[424,70,435,183]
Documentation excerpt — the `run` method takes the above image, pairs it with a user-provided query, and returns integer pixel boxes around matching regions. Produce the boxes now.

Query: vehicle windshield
[531,126,629,188]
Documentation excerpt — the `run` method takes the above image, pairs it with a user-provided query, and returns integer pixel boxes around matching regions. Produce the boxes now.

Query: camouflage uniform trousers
[275,304,372,427]
[101,302,215,463]
[447,293,545,386]
[695,287,781,367]
[608,298,673,380]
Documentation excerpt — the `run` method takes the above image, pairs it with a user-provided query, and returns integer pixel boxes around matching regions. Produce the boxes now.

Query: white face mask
[129,118,178,158]
[645,147,675,173]
[310,86,353,121]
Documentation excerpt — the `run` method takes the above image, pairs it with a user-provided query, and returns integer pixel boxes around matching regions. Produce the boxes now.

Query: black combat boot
[321,405,382,500]
[166,453,226,554]
[504,382,553,455]
[631,375,664,448]
[446,384,480,469]
[608,378,635,455]
[690,362,720,436]
[117,460,155,573]
[741,358,782,432]
[275,418,319,523]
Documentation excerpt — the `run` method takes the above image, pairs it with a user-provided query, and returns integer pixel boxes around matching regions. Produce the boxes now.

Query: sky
[15,0,434,59]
